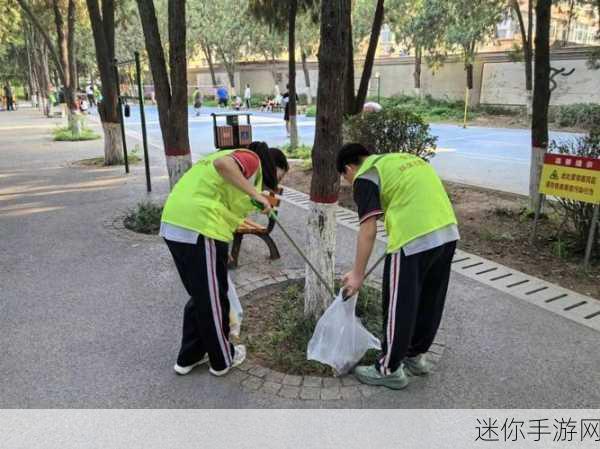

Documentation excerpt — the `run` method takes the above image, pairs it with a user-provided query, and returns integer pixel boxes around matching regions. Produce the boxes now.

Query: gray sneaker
[404,354,431,376]
[354,364,409,390]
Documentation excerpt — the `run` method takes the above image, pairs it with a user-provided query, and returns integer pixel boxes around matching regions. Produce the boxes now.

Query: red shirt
[231,151,260,179]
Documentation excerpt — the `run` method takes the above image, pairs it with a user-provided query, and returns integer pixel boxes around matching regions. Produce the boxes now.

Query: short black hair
[269,147,289,172]
[336,143,371,174]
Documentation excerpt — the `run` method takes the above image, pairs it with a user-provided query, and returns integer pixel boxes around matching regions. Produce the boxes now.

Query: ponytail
[247,141,288,191]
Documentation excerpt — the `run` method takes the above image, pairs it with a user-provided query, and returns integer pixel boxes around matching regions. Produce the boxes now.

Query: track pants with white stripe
[165,236,234,372]
[377,240,456,375]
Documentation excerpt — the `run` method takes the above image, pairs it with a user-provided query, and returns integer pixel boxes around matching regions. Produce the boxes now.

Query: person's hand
[342,270,364,299]
[252,193,272,215]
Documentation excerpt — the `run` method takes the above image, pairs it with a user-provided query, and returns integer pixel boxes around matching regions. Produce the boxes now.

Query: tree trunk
[102,121,123,165]
[353,0,385,114]
[86,0,122,165]
[513,0,534,115]
[201,44,218,86]
[530,0,552,211]
[305,0,350,318]
[300,47,312,104]
[465,62,474,90]
[343,13,355,116]
[137,0,192,188]
[414,44,422,97]
[288,0,299,150]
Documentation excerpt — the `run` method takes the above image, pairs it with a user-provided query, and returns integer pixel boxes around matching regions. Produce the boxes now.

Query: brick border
[232,268,448,401]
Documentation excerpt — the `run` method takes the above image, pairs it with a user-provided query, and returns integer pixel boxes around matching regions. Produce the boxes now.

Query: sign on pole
[539,154,600,203]
[537,153,600,269]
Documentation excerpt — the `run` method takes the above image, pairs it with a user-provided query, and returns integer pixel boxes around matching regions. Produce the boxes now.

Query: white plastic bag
[228,275,243,337]
[307,290,381,375]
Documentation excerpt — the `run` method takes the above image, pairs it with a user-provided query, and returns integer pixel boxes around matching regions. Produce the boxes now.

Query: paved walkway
[1,108,599,408]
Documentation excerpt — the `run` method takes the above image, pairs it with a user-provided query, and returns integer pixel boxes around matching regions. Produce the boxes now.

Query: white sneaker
[173,355,209,375]
[209,345,246,377]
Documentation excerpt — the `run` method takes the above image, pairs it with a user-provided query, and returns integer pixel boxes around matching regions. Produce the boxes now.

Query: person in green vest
[338,143,459,390]
[160,142,289,377]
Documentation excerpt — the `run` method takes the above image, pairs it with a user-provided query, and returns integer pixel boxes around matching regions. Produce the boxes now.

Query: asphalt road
[116,104,581,195]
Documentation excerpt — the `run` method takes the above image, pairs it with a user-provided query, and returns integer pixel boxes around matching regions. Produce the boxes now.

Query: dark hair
[247,141,288,190]
[336,143,371,174]
[269,147,289,173]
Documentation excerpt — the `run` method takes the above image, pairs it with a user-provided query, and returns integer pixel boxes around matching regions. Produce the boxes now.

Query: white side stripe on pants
[204,237,232,366]
[381,252,400,375]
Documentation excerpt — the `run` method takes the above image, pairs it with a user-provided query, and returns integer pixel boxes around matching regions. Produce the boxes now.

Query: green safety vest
[355,153,457,254]
[161,149,263,242]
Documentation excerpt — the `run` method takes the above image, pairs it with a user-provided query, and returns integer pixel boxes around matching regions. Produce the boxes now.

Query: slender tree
[136,0,191,187]
[86,0,123,165]
[305,0,350,318]
[344,0,385,115]
[530,0,552,211]
[17,0,78,130]
[249,0,316,149]
[511,0,534,115]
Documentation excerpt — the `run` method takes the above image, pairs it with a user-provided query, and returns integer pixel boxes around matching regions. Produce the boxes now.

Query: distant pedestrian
[234,96,242,111]
[192,87,203,116]
[4,84,14,111]
[243,84,251,109]
[216,85,229,108]
[282,84,298,137]
[86,84,96,106]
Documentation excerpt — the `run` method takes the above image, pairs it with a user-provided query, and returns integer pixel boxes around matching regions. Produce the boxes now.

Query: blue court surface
[117,105,581,196]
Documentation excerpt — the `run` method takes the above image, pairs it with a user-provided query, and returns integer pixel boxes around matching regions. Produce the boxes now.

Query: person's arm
[213,156,271,213]
[342,217,377,297]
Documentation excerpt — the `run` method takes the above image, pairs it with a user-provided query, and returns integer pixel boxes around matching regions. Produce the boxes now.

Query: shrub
[123,201,163,234]
[53,126,100,141]
[282,143,312,160]
[548,129,600,254]
[344,108,437,160]
[553,103,600,130]
[305,105,316,117]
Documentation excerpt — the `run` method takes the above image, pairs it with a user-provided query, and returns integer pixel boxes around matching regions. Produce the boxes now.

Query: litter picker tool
[251,199,386,299]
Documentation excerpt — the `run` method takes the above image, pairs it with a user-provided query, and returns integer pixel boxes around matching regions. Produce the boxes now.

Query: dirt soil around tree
[284,164,600,300]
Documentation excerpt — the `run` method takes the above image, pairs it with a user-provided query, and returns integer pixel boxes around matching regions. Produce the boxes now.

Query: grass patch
[123,201,163,234]
[282,143,312,160]
[242,280,382,376]
[77,154,141,167]
[53,126,101,141]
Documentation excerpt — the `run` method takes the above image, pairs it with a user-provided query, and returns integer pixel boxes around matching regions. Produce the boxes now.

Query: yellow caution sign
[539,154,600,204]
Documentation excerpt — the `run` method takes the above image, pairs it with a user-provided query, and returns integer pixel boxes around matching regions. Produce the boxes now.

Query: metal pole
[113,58,129,174]
[530,194,545,245]
[583,203,599,270]
[135,51,151,192]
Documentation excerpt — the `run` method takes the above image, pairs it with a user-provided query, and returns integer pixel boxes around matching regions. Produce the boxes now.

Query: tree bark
[530,0,552,211]
[413,44,422,97]
[86,0,122,165]
[353,0,385,114]
[288,0,299,149]
[305,0,350,318]
[300,46,312,104]
[513,0,533,114]
[137,0,192,188]
[201,43,218,86]
[343,7,355,116]
[465,62,474,90]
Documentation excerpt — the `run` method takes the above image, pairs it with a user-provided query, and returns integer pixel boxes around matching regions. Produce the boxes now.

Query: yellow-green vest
[355,153,457,253]
[161,149,263,242]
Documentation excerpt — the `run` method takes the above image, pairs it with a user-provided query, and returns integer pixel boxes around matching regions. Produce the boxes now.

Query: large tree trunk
[353,0,385,114]
[137,0,192,188]
[86,0,123,165]
[288,0,299,149]
[305,0,350,318]
[300,47,312,104]
[530,0,552,211]
[343,9,355,116]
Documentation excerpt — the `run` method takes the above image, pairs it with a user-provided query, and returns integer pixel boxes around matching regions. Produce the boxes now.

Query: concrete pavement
[1,108,599,408]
